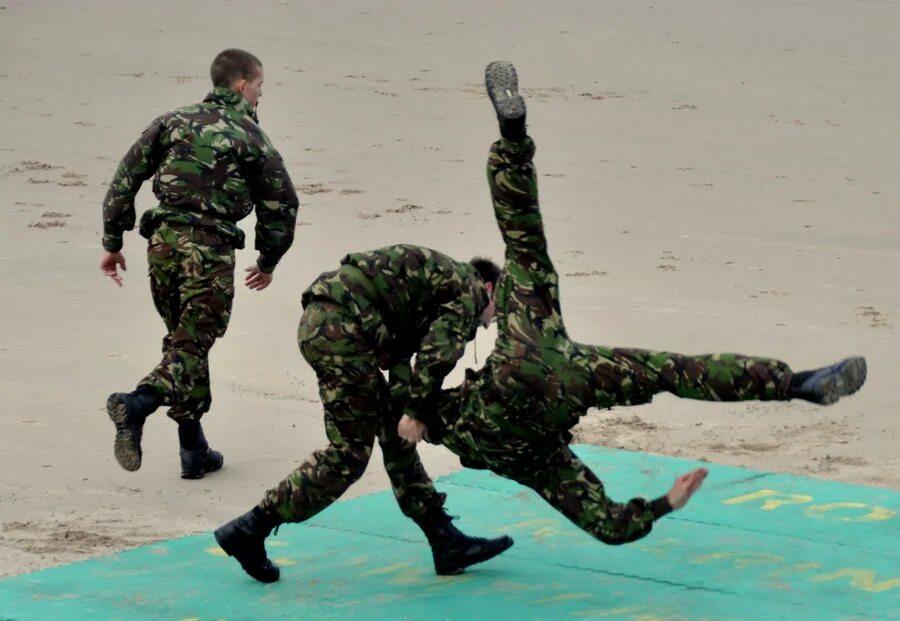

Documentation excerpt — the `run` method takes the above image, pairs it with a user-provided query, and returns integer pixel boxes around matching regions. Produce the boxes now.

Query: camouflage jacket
[102,87,299,273]
[301,244,489,424]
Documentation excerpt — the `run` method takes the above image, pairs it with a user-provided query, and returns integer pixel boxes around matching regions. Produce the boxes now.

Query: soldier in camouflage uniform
[100,49,299,479]
[213,245,513,583]
[400,61,868,547]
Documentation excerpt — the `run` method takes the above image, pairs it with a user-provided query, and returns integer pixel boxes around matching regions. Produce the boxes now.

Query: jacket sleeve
[535,447,675,545]
[101,116,167,252]
[245,129,299,273]
[404,297,479,424]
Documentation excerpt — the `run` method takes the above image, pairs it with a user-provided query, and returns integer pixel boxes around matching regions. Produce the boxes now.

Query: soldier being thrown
[393,61,867,548]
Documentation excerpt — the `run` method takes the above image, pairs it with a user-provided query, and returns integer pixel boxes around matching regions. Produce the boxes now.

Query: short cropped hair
[210,49,262,88]
[469,257,502,287]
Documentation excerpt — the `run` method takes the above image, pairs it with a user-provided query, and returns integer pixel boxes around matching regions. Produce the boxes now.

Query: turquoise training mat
[1,445,898,620]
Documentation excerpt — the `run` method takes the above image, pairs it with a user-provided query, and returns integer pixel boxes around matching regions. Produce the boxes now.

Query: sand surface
[1,0,897,577]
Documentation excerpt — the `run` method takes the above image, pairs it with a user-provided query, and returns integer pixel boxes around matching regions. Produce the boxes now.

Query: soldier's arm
[245,130,299,274]
[386,358,413,415]
[592,495,673,545]
[486,139,553,273]
[101,116,167,252]
[404,298,479,425]
[588,467,706,544]
[534,448,690,546]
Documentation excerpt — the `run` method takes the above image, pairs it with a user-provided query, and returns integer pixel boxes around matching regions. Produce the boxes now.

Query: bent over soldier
[214,245,513,583]
[100,49,299,479]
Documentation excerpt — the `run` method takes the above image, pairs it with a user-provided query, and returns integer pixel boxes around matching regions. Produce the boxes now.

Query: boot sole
[818,356,867,405]
[107,393,142,472]
[485,61,525,122]
[434,536,515,576]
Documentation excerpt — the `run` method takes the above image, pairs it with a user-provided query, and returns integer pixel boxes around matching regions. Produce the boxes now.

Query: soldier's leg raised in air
[562,344,866,410]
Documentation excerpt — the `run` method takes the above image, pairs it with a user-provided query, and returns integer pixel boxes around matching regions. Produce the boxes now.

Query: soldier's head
[470,256,501,327]
[211,49,265,107]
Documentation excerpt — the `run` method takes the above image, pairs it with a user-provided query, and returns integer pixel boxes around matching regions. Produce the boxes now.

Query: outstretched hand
[244,266,273,291]
[666,468,708,510]
[100,251,127,286]
[397,414,428,444]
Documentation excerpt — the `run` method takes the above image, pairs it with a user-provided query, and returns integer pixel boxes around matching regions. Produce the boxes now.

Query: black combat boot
[178,421,224,480]
[106,385,162,471]
[416,509,514,576]
[789,356,867,405]
[485,60,527,142]
[214,507,283,583]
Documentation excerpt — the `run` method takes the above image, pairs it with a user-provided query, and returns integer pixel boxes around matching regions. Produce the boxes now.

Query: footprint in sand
[297,182,331,195]
[58,171,87,187]
[657,251,680,272]
[12,160,59,174]
[386,203,423,214]
[855,305,891,329]
[29,219,67,230]
[339,189,363,196]
[564,270,609,278]
[29,211,70,229]
[749,290,790,299]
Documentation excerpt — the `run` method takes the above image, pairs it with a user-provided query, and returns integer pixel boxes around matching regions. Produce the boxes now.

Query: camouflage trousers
[430,136,797,546]
[259,300,445,523]
[138,222,235,422]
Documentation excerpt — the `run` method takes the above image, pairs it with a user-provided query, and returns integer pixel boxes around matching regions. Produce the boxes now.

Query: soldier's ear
[485,282,494,297]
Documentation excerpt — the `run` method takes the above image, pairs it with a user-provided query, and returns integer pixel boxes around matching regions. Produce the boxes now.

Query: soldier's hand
[397,414,428,444]
[100,251,127,287]
[666,468,708,510]
[244,266,273,291]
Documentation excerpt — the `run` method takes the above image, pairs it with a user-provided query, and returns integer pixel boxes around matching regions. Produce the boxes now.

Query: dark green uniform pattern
[260,246,489,522]
[432,137,795,544]
[102,87,298,272]
[141,222,235,421]
[103,87,299,420]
